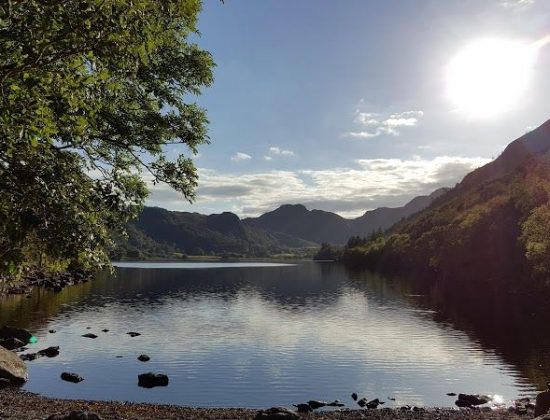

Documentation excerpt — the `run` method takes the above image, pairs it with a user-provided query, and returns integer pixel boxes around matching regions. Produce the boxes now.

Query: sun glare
[446,38,539,118]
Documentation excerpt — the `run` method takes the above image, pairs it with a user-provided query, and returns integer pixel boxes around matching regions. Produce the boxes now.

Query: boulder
[38,346,60,358]
[254,407,299,419]
[60,372,84,383]
[366,398,381,409]
[137,354,150,362]
[292,403,311,413]
[82,333,98,339]
[46,411,102,420]
[357,397,368,407]
[536,388,550,417]
[351,392,358,401]
[0,346,28,384]
[0,326,32,343]
[137,372,169,388]
[0,378,11,388]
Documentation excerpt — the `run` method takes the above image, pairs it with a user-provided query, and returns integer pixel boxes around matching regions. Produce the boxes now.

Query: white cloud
[268,146,296,157]
[231,152,252,162]
[146,155,489,218]
[345,109,424,139]
[500,0,535,9]
[263,156,273,161]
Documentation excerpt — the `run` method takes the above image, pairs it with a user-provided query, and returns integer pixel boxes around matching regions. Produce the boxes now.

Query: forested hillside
[343,119,550,291]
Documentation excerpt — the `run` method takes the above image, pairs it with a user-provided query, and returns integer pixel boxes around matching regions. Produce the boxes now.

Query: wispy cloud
[345,109,424,139]
[500,0,535,10]
[266,146,296,158]
[231,152,252,162]
[146,156,489,218]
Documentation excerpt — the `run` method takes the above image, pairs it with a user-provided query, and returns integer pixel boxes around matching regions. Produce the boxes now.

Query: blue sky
[147,0,550,218]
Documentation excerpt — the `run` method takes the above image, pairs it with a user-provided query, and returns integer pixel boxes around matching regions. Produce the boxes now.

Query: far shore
[0,389,536,420]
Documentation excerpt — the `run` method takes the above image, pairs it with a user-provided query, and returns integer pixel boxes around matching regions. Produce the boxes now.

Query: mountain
[111,207,317,259]
[343,118,550,291]
[244,190,447,245]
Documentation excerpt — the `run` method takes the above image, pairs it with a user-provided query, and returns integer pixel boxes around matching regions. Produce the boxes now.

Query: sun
[445,38,538,118]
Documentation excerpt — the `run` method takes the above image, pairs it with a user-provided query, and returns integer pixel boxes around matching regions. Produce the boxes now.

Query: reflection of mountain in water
[1,262,549,395]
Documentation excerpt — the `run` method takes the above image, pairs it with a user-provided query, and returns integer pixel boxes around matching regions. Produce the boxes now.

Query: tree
[0,0,214,274]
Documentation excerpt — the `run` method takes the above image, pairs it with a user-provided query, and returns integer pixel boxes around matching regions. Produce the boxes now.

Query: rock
[254,407,299,419]
[534,415,550,420]
[101,329,109,333]
[366,398,381,409]
[327,400,344,407]
[137,372,169,388]
[456,394,490,407]
[82,333,98,339]
[351,392,358,401]
[447,392,457,396]
[137,354,150,362]
[292,404,312,413]
[38,346,59,358]
[0,378,11,388]
[388,397,396,401]
[60,372,84,383]
[46,411,102,420]
[0,346,28,384]
[127,332,141,337]
[49,330,56,334]
[357,397,368,407]
[536,387,550,417]
[20,352,40,362]
[0,326,32,343]
[307,400,327,409]
[0,338,26,351]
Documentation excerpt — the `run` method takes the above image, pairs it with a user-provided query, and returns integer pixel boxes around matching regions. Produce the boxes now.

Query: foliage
[313,243,342,261]
[0,0,214,274]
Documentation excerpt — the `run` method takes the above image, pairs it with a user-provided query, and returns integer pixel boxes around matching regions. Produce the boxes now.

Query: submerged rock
[137,354,150,362]
[0,346,28,384]
[254,407,299,419]
[0,326,32,343]
[0,337,26,351]
[127,332,141,337]
[327,400,344,407]
[82,333,98,339]
[61,372,84,383]
[138,372,169,388]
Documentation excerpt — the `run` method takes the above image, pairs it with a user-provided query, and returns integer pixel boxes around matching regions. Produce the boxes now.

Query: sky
[146,0,550,218]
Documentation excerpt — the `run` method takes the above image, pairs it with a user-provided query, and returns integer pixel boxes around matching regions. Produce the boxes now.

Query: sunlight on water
[0,262,546,408]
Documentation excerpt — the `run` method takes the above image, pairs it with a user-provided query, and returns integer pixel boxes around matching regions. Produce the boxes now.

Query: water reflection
[0,261,548,408]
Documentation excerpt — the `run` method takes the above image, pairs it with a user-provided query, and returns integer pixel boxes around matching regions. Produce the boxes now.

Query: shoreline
[0,389,536,420]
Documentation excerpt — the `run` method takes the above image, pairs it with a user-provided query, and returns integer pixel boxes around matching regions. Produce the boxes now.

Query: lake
[0,261,548,408]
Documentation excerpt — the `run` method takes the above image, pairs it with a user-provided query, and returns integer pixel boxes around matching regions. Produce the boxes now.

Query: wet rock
[38,346,59,358]
[49,330,56,334]
[357,397,368,407]
[46,411,102,420]
[82,333,98,339]
[138,372,168,388]
[0,338,26,351]
[127,332,141,337]
[60,372,84,383]
[307,400,327,409]
[20,352,40,362]
[456,394,490,407]
[137,354,150,362]
[366,398,381,409]
[254,407,299,419]
[0,378,11,388]
[0,346,28,384]
[0,326,32,343]
[351,392,358,401]
[101,329,109,333]
[447,392,457,396]
[536,385,550,417]
[388,397,396,401]
[327,400,344,407]
[292,404,312,413]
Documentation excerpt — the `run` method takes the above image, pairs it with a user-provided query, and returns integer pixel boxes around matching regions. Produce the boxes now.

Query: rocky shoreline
[0,388,543,420]
[0,269,93,297]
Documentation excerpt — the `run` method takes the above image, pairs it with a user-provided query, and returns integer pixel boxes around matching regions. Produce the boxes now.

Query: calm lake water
[1,261,549,408]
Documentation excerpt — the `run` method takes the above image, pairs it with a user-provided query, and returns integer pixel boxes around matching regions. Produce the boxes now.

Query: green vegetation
[343,154,550,290]
[0,0,213,277]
